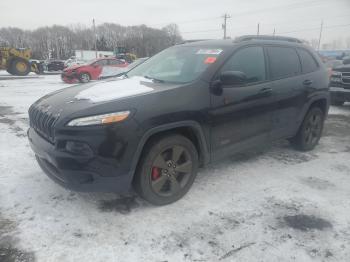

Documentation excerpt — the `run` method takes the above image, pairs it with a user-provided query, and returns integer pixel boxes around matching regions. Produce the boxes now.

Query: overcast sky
[1,0,350,45]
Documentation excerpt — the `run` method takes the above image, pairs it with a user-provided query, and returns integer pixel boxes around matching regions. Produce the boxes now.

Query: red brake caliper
[151,167,160,180]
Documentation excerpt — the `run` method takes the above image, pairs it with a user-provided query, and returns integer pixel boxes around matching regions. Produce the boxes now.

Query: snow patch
[75,76,154,103]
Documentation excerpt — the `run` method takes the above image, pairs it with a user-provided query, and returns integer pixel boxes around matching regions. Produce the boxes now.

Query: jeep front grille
[341,72,350,85]
[28,105,59,143]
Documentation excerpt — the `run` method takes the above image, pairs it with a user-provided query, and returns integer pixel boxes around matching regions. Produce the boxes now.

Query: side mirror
[220,71,247,86]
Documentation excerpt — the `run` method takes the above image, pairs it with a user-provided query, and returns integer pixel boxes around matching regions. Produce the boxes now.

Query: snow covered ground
[0,72,350,262]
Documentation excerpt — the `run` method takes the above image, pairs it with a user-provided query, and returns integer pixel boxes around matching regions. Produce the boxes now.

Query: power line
[149,16,222,27]
[278,23,350,35]
[229,0,329,18]
[256,14,350,29]
[229,14,350,36]
[151,0,330,28]
[181,29,221,34]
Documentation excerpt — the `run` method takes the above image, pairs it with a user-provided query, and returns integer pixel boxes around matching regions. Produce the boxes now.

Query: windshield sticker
[196,49,222,55]
[204,57,217,64]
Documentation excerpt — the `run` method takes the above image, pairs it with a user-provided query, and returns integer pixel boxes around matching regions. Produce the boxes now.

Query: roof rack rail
[234,35,303,44]
[177,39,213,45]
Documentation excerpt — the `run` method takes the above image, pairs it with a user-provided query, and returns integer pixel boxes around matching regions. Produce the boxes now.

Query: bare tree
[0,22,182,60]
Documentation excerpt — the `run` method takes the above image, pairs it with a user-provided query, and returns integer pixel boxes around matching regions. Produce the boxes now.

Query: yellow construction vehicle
[0,47,40,76]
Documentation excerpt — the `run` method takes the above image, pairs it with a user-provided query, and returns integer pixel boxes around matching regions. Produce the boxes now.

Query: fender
[128,120,210,178]
[296,91,330,129]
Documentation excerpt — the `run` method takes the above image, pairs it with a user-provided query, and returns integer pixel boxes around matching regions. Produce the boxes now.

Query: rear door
[209,45,274,160]
[266,46,304,139]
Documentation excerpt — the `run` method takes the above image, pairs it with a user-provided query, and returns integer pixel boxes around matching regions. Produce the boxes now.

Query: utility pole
[273,28,276,36]
[257,23,260,36]
[317,20,323,51]
[93,18,97,58]
[222,14,231,39]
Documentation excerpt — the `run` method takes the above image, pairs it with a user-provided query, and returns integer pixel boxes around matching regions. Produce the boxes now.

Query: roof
[234,35,304,43]
[180,35,306,48]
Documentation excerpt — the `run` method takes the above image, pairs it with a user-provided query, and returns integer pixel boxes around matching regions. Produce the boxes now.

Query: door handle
[259,87,272,93]
[303,79,313,86]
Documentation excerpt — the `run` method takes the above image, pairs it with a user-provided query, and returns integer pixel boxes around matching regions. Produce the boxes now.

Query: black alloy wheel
[134,134,198,205]
[150,145,193,197]
[291,107,324,151]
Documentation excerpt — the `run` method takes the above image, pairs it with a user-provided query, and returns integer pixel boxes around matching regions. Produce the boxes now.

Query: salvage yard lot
[0,73,350,262]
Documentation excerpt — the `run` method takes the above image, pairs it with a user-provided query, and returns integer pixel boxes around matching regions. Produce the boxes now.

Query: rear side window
[298,48,319,73]
[221,46,266,83]
[94,60,108,66]
[109,59,123,65]
[267,46,301,79]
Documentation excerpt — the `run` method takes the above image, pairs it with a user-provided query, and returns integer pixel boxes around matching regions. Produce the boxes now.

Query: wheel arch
[296,93,330,131]
[79,71,92,79]
[129,121,210,179]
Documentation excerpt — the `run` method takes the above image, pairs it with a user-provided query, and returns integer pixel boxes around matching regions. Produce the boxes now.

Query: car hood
[74,76,164,103]
[31,76,181,125]
[64,64,87,71]
[333,64,350,72]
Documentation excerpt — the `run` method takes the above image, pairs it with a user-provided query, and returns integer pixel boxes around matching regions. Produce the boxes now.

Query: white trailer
[74,50,114,61]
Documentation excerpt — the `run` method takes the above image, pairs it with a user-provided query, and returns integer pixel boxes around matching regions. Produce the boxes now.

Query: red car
[61,57,128,83]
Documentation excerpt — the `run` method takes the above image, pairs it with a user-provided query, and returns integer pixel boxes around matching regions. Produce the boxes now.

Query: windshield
[127,46,223,83]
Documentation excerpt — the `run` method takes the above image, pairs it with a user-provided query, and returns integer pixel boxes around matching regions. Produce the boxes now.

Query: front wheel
[290,107,325,151]
[79,72,91,83]
[134,134,199,205]
[10,58,31,76]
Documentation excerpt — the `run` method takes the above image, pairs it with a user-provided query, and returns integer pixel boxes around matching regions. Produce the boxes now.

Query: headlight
[332,71,342,76]
[67,111,130,126]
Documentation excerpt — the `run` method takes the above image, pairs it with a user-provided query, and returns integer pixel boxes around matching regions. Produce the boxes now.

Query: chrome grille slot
[29,104,59,143]
[341,71,350,86]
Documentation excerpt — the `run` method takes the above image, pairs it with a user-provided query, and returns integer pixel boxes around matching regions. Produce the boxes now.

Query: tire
[10,58,31,76]
[290,107,325,151]
[6,68,13,75]
[134,134,199,205]
[79,72,91,83]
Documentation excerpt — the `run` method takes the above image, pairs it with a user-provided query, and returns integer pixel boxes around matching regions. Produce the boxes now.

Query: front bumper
[330,86,350,102]
[61,72,79,83]
[28,127,134,193]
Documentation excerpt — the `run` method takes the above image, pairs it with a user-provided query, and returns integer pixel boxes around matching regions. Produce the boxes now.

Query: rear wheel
[10,58,31,76]
[290,107,324,151]
[134,134,198,205]
[79,72,91,83]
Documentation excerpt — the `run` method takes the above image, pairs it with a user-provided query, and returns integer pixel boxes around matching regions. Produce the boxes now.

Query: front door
[209,46,274,160]
[91,59,108,79]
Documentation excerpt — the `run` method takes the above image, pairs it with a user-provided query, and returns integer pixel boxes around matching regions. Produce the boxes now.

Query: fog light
[65,141,93,156]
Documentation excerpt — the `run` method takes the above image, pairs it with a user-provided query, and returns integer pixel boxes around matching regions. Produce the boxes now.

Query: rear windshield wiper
[144,75,165,83]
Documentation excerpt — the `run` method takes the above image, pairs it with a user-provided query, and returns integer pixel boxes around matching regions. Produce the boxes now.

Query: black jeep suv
[329,58,350,106]
[28,35,329,205]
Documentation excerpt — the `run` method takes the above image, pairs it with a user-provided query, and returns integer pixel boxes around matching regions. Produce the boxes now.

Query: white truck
[74,50,114,61]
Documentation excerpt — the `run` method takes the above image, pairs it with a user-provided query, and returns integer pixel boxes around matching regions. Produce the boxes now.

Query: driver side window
[221,46,266,84]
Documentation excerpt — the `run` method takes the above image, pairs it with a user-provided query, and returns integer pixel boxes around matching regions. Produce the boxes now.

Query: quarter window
[267,47,301,79]
[298,48,319,73]
[109,59,123,65]
[93,60,108,66]
[221,46,266,83]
